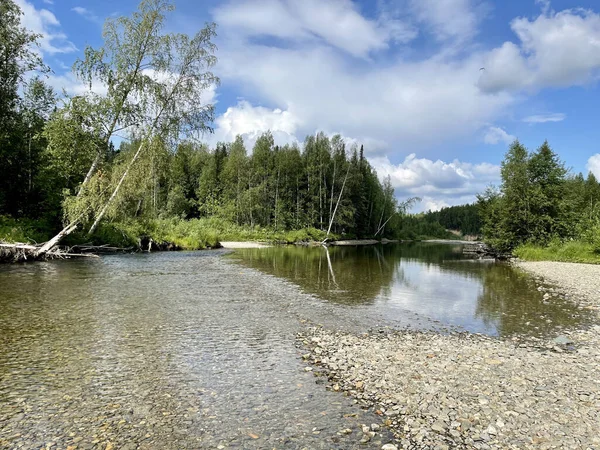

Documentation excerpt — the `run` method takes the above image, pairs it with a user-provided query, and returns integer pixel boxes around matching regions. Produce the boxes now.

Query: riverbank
[514,241,600,264]
[300,260,600,449]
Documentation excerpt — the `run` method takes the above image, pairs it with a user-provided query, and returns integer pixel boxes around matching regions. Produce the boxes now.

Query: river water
[0,244,594,449]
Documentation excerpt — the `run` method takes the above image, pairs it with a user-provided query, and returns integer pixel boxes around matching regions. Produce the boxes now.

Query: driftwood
[0,243,99,263]
[68,243,134,254]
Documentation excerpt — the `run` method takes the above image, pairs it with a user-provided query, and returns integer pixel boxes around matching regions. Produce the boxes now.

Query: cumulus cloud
[370,154,500,209]
[14,0,76,54]
[523,113,566,123]
[409,0,487,44]
[45,72,108,97]
[484,126,516,145]
[587,154,600,178]
[216,43,514,154]
[479,8,600,92]
[213,0,415,58]
[209,101,301,149]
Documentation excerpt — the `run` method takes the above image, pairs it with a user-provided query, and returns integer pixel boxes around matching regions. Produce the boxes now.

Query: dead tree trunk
[88,141,146,235]
[34,222,80,258]
[326,165,350,238]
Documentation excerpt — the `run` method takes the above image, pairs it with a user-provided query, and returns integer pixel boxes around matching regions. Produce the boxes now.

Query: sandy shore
[300,261,600,449]
[219,241,272,249]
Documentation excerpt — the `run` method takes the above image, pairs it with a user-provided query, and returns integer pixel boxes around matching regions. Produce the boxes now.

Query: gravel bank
[300,261,600,449]
[514,261,600,309]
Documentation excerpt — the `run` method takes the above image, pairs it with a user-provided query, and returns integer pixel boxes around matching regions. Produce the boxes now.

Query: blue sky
[15,0,600,211]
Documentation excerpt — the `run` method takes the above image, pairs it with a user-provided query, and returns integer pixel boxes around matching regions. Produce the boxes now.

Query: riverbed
[0,245,598,449]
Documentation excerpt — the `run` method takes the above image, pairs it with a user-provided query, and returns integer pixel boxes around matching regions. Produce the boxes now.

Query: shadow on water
[231,242,595,337]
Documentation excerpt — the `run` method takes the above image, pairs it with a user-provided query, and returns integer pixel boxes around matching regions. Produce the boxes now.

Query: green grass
[0,216,55,244]
[514,240,600,264]
[2,214,337,250]
[64,217,335,250]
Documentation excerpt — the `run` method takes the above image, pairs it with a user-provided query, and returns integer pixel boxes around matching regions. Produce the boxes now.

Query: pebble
[300,262,600,450]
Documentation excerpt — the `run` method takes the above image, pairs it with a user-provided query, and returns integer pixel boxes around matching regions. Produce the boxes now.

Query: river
[0,243,594,449]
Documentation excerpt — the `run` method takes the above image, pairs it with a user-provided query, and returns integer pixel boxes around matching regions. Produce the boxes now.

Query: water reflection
[232,243,594,337]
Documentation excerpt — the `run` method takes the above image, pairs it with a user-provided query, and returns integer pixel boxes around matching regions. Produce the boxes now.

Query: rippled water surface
[231,242,594,337]
[0,251,395,449]
[0,244,595,449]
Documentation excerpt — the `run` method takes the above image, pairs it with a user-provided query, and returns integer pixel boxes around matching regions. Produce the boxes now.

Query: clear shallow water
[0,252,394,449]
[231,243,594,337]
[0,244,595,449]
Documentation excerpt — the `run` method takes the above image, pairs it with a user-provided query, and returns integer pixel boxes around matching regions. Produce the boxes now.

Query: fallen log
[0,243,99,263]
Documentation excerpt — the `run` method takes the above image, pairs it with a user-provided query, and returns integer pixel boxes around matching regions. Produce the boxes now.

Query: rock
[432,421,446,433]
[552,335,574,346]
[371,423,381,432]
[381,444,398,450]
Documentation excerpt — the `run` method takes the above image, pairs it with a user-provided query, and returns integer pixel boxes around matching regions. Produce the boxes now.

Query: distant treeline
[392,204,481,241]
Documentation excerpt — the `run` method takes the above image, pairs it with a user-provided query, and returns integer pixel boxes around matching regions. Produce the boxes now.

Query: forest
[477,140,600,262]
[6,0,595,261]
[0,0,470,253]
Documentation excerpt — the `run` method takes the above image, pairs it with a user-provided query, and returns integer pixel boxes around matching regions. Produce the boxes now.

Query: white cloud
[409,0,487,44]
[210,100,301,149]
[484,126,516,145]
[479,8,600,92]
[587,154,600,178]
[523,113,566,123]
[14,0,76,54]
[46,72,108,97]
[213,0,415,58]
[216,42,514,154]
[370,154,500,208]
[42,0,53,4]
[421,197,451,212]
[72,6,101,24]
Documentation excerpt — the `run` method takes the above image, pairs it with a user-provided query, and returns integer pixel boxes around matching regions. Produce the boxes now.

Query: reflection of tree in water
[234,243,476,305]
[234,245,405,305]
[235,243,595,337]
[474,264,592,337]
[389,242,465,264]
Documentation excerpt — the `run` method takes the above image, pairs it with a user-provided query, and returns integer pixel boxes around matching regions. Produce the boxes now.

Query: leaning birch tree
[73,0,175,195]
[36,0,218,256]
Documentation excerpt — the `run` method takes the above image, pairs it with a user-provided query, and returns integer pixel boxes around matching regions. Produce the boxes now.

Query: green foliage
[395,215,455,240]
[514,241,600,264]
[0,215,53,244]
[67,218,334,250]
[422,204,481,236]
[478,140,576,252]
[478,138,600,257]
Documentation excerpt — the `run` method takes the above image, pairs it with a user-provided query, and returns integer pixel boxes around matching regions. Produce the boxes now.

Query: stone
[381,445,398,450]
[552,335,574,346]
[432,421,446,433]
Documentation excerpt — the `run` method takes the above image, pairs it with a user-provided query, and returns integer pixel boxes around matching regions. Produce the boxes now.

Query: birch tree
[36,0,218,255]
